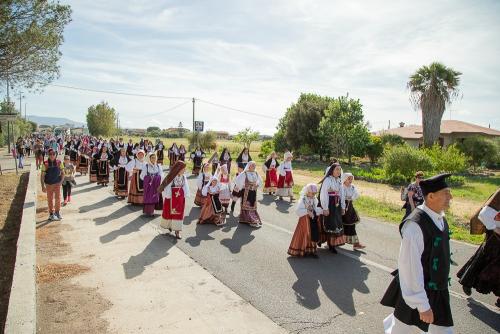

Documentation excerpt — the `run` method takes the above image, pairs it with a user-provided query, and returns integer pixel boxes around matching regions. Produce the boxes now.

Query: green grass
[451,175,500,202]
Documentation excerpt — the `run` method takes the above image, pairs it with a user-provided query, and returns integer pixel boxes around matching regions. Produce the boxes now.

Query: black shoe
[462,285,472,296]
[329,246,337,254]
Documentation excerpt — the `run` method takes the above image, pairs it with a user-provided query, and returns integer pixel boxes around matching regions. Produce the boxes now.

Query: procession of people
[25,131,499,333]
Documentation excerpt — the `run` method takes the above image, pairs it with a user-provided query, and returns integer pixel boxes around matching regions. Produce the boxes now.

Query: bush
[259,140,274,158]
[383,145,434,181]
[187,131,217,152]
[425,144,467,174]
[380,133,405,146]
[457,136,499,170]
[366,135,384,163]
[448,175,465,186]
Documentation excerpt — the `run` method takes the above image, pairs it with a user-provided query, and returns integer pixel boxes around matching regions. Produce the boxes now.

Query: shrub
[425,144,467,174]
[448,175,465,186]
[366,135,384,163]
[457,136,499,171]
[259,140,275,158]
[187,131,217,151]
[380,133,405,146]
[383,145,434,181]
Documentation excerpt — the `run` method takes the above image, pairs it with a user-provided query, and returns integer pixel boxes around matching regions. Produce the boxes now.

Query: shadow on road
[99,216,149,244]
[467,298,500,332]
[94,205,138,225]
[275,200,293,214]
[258,194,277,207]
[287,250,370,315]
[122,234,175,279]
[185,223,218,247]
[79,196,118,213]
[220,223,256,254]
[71,184,102,196]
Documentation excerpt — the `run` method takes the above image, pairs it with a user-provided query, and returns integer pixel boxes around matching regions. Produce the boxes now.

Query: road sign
[194,121,204,132]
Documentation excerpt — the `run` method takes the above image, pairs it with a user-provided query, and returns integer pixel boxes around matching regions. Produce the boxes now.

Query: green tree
[319,95,370,164]
[259,140,275,158]
[380,133,405,146]
[425,144,467,173]
[233,127,260,150]
[86,101,116,137]
[0,99,17,114]
[366,135,384,164]
[383,145,434,181]
[457,136,499,171]
[408,62,462,147]
[146,126,160,133]
[1,0,72,93]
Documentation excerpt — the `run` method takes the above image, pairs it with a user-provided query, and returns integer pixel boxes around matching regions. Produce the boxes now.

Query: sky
[17,0,500,135]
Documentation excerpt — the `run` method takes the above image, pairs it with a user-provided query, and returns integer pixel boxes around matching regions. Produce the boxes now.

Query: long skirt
[276,171,294,197]
[77,155,89,175]
[143,174,163,215]
[342,200,360,244]
[113,167,129,197]
[89,159,98,182]
[199,194,225,225]
[69,151,78,164]
[263,169,278,193]
[128,170,144,205]
[288,216,321,257]
[239,189,261,225]
[194,189,207,207]
[219,183,231,207]
[157,150,164,165]
[192,157,202,175]
[97,161,109,184]
[320,195,345,247]
[457,231,500,297]
[160,187,185,231]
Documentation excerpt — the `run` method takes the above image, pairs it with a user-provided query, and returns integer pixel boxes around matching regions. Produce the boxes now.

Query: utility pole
[24,103,27,120]
[19,91,22,116]
[192,98,195,133]
[388,120,391,129]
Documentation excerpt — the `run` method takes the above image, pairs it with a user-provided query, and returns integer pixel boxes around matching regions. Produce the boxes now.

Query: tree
[146,126,160,133]
[366,135,384,164]
[187,131,217,151]
[383,145,434,182]
[408,62,462,147]
[233,127,260,150]
[318,95,370,164]
[457,136,499,171]
[86,101,116,137]
[1,0,72,94]
[380,133,405,146]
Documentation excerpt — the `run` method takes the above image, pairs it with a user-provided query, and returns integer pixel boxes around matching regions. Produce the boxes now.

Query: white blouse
[278,160,292,176]
[162,175,190,200]
[234,171,262,190]
[343,184,360,201]
[202,183,221,196]
[295,196,323,217]
[140,163,164,180]
[197,173,211,190]
[320,176,346,210]
[126,158,145,172]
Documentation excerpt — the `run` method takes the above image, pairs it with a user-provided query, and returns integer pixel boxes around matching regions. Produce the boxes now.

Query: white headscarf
[243,161,257,173]
[341,172,354,184]
[300,183,318,197]
[284,151,293,160]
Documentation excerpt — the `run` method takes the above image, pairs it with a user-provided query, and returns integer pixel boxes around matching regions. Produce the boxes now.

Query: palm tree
[408,62,462,147]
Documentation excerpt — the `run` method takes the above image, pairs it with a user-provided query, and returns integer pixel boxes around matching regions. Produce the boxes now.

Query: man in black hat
[381,173,454,333]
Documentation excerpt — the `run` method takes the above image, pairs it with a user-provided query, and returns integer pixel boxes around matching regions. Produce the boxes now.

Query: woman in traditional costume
[288,183,322,257]
[194,163,211,206]
[112,147,130,198]
[235,147,251,175]
[234,161,263,228]
[457,189,500,307]
[126,139,134,157]
[158,160,190,239]
[89,146,100,183]
[217,164,232,212]
[77,142,91,175]
[277,151,294,201]
[198,176,226,226]
[94,146,112,186]
[262,151,279,195]
[140,153,164,216]
[318,163,346,253]
[155,141,165,165]
[178,144,187,161]
[190,147,205,175]
[219,148,232,175]
[341,172,365,250]
[126,149,146,205]
[168,142,180,167]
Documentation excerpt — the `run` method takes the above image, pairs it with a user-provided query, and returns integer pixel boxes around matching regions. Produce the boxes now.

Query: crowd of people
[17,132,499,333]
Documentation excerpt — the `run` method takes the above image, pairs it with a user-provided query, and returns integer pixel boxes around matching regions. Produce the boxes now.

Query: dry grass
[37,263,90,284]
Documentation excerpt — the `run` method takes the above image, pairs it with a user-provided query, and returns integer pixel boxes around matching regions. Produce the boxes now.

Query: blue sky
[20,0,500,134]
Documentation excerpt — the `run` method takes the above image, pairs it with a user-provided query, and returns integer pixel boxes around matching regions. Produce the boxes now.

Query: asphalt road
[169,175,499,334]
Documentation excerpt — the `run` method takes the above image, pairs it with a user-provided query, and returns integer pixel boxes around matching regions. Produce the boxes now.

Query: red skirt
[278,171,294,188]
[288,216,320,256]
[162,187,185,220]
[263,169,278,193]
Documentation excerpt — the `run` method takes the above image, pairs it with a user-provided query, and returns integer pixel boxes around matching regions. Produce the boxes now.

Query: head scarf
[341,172,354,185]
[284,151,293,160]
[158,160,186,193]
[320,163,342,184]
[300,183,318,197]
[243,161,257,172]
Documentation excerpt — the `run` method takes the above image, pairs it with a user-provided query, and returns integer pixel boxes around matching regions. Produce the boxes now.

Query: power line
[47,83,192,100]
[143,100,191,117]
[196,98,279,120]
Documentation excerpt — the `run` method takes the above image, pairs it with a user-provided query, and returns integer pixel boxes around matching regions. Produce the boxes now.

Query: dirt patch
[37,263,90,284]
[0,172,29,332]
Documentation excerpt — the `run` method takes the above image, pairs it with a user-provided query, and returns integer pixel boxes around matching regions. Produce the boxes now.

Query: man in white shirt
[381,173,454,334]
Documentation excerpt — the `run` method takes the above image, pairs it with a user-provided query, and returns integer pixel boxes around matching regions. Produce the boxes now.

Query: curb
[5,164,37,333]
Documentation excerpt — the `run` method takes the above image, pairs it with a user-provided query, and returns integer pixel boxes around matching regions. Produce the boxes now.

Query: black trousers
[62,182,72,199]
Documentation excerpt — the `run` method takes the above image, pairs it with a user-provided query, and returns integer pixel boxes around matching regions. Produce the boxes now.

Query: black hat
[419,173,452,196]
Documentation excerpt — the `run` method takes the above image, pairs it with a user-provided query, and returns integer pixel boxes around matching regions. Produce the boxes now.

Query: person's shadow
[287,250,370,315]
[94,205,138,225]
[275,199,293,214]
[467,298,500,332]
[220,223,256,254]
[258,194,276,207]
[99,216,148,244]
[122,234,174,279]
[79,196,118,213]
[185,223,218,247]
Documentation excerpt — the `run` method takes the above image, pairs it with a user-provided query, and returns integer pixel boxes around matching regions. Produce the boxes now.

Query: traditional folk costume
[341,173,364,249]
[191,148,205,175]
[198,176,226,226]
[159,161,190,238]
[219,148,232,175]
[210,152,220,175]
[234,162,263,228]
[77,144,91,175]
[381,174,454,334]
[65,140,79,164]
[194,164,211,206]
[277,152,294,200]
[235,149,251,174]
[140,159,164,216]
[112,154,131,198]
[168,143,180,167]
[319,164,346,252]
[288,184,322,257]
[179,145,187,161]
[126,152,146,205]
[217,165,232,210]
[457,189,500,305]
[94,149,111,186]
[262,155,279,194]
[155,142,165,165]
[126,141,134,157]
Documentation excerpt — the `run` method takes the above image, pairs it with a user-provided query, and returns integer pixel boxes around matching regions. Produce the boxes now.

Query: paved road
[66,167,499,334]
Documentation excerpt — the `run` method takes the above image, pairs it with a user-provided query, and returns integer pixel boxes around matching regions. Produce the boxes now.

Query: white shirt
[234,171,262,190]
[162,175,190,201]
[197,173,211,190]
[343,184,359,201]
[295,196,322,217]
[278,160,292,176]
[478,205,499,230]
[125,158,145,172]
[140,163,164,180]
[202,182,221,196]
[319,176,345,210]
[398,203,445,313]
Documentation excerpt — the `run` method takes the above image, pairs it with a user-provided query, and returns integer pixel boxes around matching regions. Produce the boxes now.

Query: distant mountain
[27,115,85,127]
